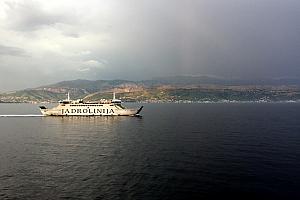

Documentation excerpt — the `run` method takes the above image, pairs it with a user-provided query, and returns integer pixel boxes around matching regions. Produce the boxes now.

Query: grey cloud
[4,0,75,31]
[0,45,27,57]
[62,32,80,38]
[0,0,299,91]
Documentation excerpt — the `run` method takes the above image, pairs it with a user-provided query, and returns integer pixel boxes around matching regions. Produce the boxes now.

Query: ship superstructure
[39,93,143,116]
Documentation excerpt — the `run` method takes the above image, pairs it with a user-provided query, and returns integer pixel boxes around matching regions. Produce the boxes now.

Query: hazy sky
[0,0,299,91]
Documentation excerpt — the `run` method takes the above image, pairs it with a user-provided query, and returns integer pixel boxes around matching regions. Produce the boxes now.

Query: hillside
[1,76,300,103]
[84,87,300,103]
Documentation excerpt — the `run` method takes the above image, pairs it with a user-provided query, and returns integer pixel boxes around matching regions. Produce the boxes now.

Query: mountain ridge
[1,76,300,103]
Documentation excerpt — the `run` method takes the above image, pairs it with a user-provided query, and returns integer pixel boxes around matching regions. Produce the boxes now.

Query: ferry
[39,93,143,116]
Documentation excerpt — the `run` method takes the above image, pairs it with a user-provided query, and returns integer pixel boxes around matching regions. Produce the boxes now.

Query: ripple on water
[0,103,300,199]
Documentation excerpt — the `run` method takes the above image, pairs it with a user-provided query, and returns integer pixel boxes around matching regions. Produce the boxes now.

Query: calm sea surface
[0,103,300,199]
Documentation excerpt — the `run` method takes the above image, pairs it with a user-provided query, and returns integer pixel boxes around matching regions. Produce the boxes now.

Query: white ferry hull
[40,105,143,116]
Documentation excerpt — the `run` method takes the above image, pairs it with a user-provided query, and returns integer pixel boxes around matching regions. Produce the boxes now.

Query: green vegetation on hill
[84,88,300,103]
[0,90,66,102]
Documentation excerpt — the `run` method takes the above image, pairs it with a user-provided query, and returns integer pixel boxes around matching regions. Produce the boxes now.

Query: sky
[0,0,299,91]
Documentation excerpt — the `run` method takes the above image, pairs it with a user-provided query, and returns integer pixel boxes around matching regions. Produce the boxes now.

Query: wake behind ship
[39,93,143,116]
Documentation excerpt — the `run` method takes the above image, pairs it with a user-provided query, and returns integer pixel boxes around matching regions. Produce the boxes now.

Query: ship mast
[112,91,121,103]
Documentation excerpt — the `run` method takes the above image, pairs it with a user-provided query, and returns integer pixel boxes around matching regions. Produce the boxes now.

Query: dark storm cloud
[86,0,300,80]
